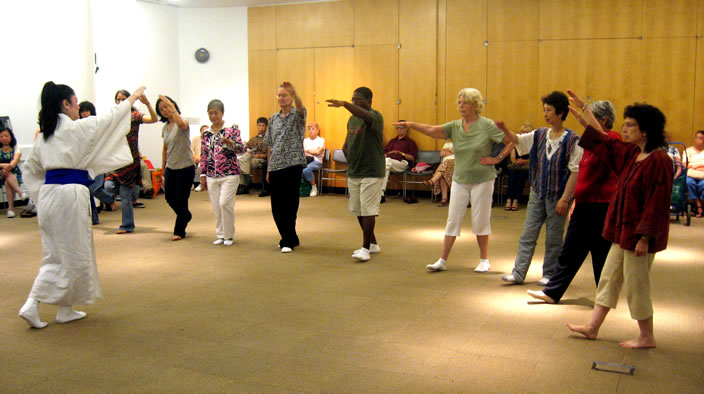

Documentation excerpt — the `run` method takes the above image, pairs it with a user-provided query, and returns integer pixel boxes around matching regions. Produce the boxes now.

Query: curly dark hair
[541,91,569,121]
[623,103,667,153]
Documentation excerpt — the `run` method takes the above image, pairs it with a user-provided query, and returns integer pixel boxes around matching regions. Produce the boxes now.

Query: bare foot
[619,336,656,349]
[116,230,128,234]
[172,235,183,241]
[566,322,597,340]
[527,290,555,304]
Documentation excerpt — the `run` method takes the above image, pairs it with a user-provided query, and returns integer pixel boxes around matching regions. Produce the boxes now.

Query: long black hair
[0,127,17,148]
[38,81,75,140]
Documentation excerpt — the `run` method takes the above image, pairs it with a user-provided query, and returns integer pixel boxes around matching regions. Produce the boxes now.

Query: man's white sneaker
[20,192,29,200]
[213,238,225,245]
[352,243,380,256]
[352,248,370,262]
[537,277,550,286]
[501,274,517,283]
[195,185,203,192]
[310,185,318,197]
[223,239,234,246]
[474,261,491,273]
[426,258,447,272]
[281,247,293,253]
[7,210,15,218]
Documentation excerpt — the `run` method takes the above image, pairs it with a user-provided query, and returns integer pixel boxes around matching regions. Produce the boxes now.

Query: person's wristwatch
[498,153,504,160]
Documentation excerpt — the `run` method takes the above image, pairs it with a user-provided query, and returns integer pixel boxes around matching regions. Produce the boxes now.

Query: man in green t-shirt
[326,87,384,262]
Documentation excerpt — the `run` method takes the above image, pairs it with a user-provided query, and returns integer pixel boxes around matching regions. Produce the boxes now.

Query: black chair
[320,149,348,196]
[402,150,442,200]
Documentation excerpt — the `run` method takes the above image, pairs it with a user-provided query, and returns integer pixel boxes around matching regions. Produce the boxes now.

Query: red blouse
[574,130,621,203]
[579,126,672,253]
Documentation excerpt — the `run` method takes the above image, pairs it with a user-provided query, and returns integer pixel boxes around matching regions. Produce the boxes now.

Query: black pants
[165,165,195,238]
[261,160,271,192]
[269,165,303,248]
[543,202,612,302]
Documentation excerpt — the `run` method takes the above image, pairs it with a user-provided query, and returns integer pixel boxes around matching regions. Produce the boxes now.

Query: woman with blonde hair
[395,88,513,273]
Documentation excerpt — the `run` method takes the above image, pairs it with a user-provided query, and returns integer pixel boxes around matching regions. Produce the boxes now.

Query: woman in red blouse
[566,90,672,349]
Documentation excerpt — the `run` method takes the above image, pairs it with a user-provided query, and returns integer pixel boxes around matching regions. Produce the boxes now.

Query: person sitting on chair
[380,121,417,203]
[423,141,454,207]
[237,117,269,196]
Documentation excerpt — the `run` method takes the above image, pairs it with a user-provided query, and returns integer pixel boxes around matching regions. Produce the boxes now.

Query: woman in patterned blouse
[199,99,245,246]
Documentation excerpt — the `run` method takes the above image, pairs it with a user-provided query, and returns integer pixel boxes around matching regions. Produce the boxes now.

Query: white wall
[0,1,95,149]
[0,1,249,168]
[177,7,250,140]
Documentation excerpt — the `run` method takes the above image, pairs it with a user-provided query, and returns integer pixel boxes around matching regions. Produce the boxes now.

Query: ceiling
[138,0,326,7]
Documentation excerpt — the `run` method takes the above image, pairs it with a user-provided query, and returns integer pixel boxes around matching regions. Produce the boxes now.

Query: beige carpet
[1,190,702,392]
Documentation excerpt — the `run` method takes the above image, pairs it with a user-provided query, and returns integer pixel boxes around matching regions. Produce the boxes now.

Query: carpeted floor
[1,190,702,392]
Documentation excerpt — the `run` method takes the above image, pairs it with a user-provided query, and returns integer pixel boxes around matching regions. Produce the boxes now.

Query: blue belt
[45,169,96,212]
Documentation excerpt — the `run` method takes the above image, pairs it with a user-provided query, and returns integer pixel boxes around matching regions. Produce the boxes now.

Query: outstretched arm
[139,95,159,124]
[566,89,604,134]
[392,121,445,140]
[494,120,518,145]
[326,99,372,124]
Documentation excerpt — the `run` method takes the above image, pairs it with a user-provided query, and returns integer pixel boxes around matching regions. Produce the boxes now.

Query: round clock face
[195,48,210,63]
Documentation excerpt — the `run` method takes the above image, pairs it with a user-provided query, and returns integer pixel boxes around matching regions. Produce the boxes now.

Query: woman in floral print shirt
[199,99,245,246]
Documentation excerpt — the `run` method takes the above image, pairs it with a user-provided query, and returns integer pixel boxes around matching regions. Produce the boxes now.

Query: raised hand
[326,99,345,107]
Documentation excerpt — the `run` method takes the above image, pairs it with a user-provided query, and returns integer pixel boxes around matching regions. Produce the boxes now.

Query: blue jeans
[105,180,139,232]
[302,160,322,182]
[511,189,568,283]
[89,174,115,224]
[686,176,704,200]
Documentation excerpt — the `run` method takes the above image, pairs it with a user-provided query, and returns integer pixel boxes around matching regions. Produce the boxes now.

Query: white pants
[445,179,494,236]
[206,175,239,239]
[382,158,408,192]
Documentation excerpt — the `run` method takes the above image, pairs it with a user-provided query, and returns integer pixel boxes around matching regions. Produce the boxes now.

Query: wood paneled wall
[249,0,704,148]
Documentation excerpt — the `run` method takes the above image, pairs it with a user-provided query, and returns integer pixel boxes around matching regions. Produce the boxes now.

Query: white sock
[56,306,87,324]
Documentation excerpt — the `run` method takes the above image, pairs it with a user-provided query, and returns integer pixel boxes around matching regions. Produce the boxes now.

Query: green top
[345,108,385,178]
[442,116,504,184]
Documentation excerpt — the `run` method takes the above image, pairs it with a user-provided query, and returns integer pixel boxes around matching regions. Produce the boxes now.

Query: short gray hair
[589,100,615,130]
[207,99,224,113]
[457,88,484,115]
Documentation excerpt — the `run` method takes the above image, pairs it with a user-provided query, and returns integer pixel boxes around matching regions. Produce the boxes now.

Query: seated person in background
[191,125,207,191]
[686,130,704,217]
[423,141,454,206]
[303,122,325,196]
[505,122,532,211]
[0,126,28,218]
[381,121,417,202]
[237,116,269,195]
[665,133,683,180]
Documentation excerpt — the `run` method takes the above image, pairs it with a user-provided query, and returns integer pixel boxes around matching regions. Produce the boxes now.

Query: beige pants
[595,244,655,320]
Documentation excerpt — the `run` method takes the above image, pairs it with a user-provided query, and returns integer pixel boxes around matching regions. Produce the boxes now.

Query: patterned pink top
[199,126,245,178]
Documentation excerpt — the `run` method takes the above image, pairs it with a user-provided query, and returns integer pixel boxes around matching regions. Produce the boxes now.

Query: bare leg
[476,234,488,260]
[439,177,449,201]
[566,304,610,339]
[620,317,656,349]
[5,181,15,211]
[440,235,456,260]
[357,216,376,248]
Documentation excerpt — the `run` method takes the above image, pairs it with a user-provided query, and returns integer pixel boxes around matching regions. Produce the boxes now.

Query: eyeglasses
[395,125,406,130]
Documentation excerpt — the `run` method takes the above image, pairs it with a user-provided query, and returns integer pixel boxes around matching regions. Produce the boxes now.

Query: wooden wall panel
[314,47,355,152]
[694,38,704,141]
[436,0,447,130]
[354,0,398,45]
[488,0,539,41]
[276,0,353,49]
[248,6,276,50]
[641,38,697,144]
[538,40,591,132]
[353,45,399,146]
[248,50,278,137]
[643,0,697,37]
[699,0,704,36]
[276,49,315,122]
[486,41,540,131]
[539,0,642,39]
[399,0,438,150]
[444,0,487,126]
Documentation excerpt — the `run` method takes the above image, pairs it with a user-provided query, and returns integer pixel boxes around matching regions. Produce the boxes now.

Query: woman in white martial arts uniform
[18,81,146,329]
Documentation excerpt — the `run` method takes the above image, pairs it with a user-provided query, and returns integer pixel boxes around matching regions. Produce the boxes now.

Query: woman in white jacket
[19,81,145,328]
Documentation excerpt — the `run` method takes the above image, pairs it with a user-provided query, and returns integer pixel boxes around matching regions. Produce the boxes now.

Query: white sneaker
[195,185,203,192]
[310,185,318,197]
[213,238,225,245]
[352,248,370,262]
[426,258,447,272]
[537,277,550,286]
[352,243,380,256]
[7,210,15,218]
[281,247,293,253]
[474,261,491,273]
[223,239,234,246]
[501,274,517,283]
[20,192,29,200]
